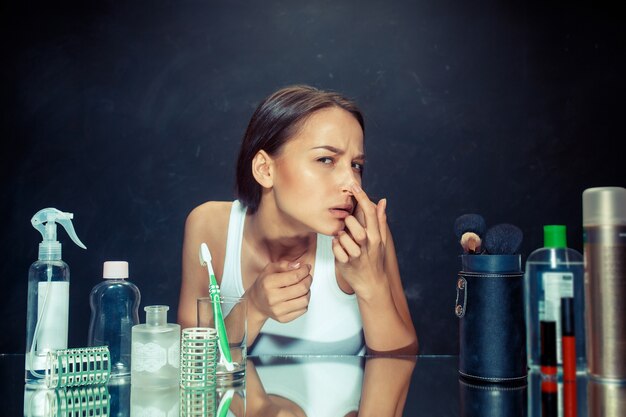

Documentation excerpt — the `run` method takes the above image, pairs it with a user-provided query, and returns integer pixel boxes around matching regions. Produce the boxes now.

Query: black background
[1,0,623,355]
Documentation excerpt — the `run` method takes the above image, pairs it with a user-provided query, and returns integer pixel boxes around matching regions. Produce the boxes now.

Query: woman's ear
[251,150,274,189]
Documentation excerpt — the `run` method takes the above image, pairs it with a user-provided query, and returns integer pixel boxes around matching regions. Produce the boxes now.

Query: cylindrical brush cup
[455,254,527,383]
[459,377,527,417]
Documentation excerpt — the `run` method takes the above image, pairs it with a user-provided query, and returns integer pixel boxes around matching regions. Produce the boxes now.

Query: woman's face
[270,107,365,236]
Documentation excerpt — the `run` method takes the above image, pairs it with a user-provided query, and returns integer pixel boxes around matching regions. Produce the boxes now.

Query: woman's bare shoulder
[183,201,233,278]
[185,201,233,244]
[186,201,232,225]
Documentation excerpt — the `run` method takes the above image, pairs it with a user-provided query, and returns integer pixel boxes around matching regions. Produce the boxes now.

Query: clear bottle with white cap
[88,261,141,378]
[25,208,87,385]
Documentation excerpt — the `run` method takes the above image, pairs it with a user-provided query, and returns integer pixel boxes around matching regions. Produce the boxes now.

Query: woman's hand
[245,261,312,342]
[332,183,388,299]
[333,184,418,354]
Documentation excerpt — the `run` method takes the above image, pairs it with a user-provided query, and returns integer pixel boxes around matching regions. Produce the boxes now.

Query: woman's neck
[245,200,316,263]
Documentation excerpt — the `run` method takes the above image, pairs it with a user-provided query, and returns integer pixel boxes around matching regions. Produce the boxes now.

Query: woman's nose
[339,166,360,194]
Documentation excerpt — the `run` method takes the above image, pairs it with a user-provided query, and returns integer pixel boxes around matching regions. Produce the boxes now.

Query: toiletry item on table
[180,327,218,389]
[199,242,248,388]
[455,213,487,254]
[131,305,181,388]
[524,225,585,373]
[131,384,180,417]
[25,208,87,385]
[583,186,626,382]
[561,297,578,417]
[88,261,141,378]
[24,383,110,417]
[454,213,523,256]
[45,345,111,388]
[454,215,527,383]
[199,243,233,372]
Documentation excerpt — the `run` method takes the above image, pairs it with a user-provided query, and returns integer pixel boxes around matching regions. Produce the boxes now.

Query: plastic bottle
[25,208,87,385]
[131,305,180,387]
[88,261,141,378]
[524,225,586,372]
[583,186,626,381]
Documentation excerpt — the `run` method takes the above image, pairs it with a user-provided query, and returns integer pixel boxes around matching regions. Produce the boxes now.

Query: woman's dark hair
[235,85,364,214]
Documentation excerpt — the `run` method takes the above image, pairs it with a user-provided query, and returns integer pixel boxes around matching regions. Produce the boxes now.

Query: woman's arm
[333,184,418,354]
[178,202,313,341]
[178,203,230,329]
[358,356,416,416]
[245,360,307,417]
[360,227,418,354]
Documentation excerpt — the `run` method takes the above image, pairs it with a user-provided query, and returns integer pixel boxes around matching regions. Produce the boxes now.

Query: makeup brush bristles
[483,223,523,255]
[454,213,487,254]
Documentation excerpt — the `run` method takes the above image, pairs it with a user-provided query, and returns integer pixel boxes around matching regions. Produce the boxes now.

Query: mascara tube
[541,377,558,417]
[540,320,557,377]
[561,297,576,382]
[540,319,559,416]
[561,297,577,417]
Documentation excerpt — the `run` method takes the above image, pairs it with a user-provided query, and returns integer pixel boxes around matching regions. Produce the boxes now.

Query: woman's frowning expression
[269,107,365,236]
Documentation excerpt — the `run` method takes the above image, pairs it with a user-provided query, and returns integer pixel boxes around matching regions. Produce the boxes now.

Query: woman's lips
[329,208,352,219]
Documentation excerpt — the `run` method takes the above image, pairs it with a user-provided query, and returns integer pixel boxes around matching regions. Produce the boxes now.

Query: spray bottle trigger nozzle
[31,207,87,249]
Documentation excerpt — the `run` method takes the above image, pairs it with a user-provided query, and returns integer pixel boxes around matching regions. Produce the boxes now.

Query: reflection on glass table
[459,376,527,417]
[248,356,415,417]
[125,356,415,417]
[19,355,415,417]
[23,384,110,417]
[4,354,625,416]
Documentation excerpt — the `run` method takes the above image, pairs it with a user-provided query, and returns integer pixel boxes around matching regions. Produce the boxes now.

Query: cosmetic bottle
[25,208,86,385]
[131,305,180,387]
[88,261,141,378]
[131,385,180,417]
[524,225,585,372]
[583,186,626,381]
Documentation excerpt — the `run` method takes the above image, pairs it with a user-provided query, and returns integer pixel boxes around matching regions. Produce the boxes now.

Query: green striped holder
[47,385,110,417]
[45,346,111,389]
[180,327,218,390]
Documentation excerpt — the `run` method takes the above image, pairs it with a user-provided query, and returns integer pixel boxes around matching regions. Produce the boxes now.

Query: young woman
[178,85,417,355]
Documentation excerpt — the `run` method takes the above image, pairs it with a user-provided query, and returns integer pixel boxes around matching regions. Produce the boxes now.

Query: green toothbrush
[217,388,235,417]
[199,242,234,371]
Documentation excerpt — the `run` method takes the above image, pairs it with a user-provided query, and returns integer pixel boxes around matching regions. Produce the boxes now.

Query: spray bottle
[25,208,86,385]
[583,186,626,381]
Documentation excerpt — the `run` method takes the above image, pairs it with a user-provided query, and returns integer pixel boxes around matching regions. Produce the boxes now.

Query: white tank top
[220,201,364,355]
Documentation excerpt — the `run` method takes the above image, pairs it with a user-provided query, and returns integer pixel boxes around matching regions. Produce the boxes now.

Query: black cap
[561,297,575,336]
[540,320,557,366]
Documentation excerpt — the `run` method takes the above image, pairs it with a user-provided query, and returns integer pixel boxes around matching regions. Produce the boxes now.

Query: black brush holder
[455,254,527,383]
[459,377,528,417]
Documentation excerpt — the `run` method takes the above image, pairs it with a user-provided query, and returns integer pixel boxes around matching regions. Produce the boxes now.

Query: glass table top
[3,354,624,416]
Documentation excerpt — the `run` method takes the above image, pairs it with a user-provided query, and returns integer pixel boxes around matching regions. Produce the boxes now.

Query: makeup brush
[454,214,487,254]
[483,223,523,255]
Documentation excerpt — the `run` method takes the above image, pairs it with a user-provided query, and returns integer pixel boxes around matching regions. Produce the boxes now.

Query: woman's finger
[350,183,381,239]
[275,296,310,322]
[337,230,362,258]
[344,216,367,245]
[278,274,312,302]
[377,198,388,245]
[332,237,350,263]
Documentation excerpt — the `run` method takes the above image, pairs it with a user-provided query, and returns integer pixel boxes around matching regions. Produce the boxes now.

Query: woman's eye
[352,162,364,172]
[318,157,334,164]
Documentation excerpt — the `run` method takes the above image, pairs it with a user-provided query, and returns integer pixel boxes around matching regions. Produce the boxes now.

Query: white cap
[103,261,129,279]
